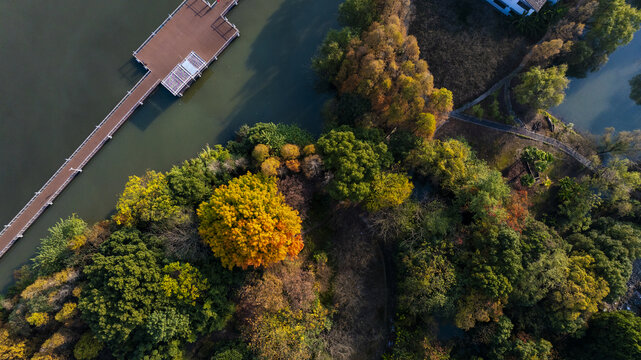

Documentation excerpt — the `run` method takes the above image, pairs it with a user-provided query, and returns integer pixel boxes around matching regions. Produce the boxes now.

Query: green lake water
[551,31,641,134]
[0,0,340,290]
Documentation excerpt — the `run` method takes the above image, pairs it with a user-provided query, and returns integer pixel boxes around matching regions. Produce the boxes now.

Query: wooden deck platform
[0,0,240,258]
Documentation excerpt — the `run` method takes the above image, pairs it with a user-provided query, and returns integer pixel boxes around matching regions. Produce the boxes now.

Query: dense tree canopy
[317,128,392,202]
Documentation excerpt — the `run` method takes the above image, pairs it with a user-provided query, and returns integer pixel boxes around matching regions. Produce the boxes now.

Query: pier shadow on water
[129,87,177,131]
[118,58,149,85]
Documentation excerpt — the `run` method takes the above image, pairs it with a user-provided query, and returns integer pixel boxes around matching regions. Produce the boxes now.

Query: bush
[26,312,49,327]
[280,144,300,160]
[73,332,104,360]
[32,215,87,276]
[260,157,281,177]
[54,302,77,322]
[521,174,536,187]
[252,144,270,163]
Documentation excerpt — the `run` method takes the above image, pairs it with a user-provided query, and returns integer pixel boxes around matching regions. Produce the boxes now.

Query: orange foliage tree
[334,16,452,136]
[197,173,303,269]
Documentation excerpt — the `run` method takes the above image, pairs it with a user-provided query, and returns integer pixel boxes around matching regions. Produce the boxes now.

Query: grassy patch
[410,0,533,105]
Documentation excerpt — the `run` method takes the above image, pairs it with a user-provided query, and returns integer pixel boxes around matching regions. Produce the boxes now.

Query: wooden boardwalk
[0,0,240,258]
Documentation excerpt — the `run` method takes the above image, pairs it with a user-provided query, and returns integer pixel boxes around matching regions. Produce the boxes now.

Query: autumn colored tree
[252,144,270,163]
[114,170,179,227]
[334,16,452,132]
[260,157,281,177]
[280,144,300,160]
[197,173,303,269]
[0,329,27,360]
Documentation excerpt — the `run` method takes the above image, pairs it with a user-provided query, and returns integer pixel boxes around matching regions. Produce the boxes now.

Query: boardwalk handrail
[133,0,190,55]
[0,74,157,258]
[0,0,242,259]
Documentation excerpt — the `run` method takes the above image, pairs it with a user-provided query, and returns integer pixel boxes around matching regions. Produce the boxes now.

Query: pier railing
[133,0,189,55]
[0,73,157,258]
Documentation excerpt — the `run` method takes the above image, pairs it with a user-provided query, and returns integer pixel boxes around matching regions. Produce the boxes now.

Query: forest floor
[409,0,532,106]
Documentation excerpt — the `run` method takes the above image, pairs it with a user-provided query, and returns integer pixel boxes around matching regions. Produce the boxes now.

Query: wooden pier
[0,0,240,258]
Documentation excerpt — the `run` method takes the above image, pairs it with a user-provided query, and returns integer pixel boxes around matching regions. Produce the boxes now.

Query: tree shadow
[220,0,341,138]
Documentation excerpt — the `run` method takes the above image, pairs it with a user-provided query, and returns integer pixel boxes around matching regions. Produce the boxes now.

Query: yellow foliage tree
[0,329,27,360]
[280,144,301,160]
[54,302,77,322]
[365,172,414,212]
[161,262,208,306]
[260,157,281,177]
[26,312,50,327]
[252,144,271,163]
[113,170,179,227]
[197,173,303,269]
[302,144,316,156]
[551,254,609,323]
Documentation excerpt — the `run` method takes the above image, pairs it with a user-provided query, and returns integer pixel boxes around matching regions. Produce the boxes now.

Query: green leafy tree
[521,146,554,173]
[365,172,414,212]
[514,65,569,110]
[114,170,180,227]
[32,215,86,276]
[557,177,602,232]
[338,0,378,31]
[73,332,104,360]
[317,128,391,201]
[233,123,312,153]
[313,28,357,83]
[582,311,641,360]
[398,249,456,319]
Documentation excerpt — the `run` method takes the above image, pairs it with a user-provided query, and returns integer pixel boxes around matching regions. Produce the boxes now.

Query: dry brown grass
[410,0,533,105]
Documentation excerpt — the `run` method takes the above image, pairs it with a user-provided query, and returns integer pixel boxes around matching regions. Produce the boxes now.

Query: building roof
[525,0,547,11]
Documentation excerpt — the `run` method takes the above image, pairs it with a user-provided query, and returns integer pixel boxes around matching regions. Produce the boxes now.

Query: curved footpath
[0,0,241,258]
[448,111,596,171]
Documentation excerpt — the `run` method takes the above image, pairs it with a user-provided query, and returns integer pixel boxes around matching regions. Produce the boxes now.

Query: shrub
[260,157,281,177]
[26,312,49,327]
[285,160,301,173]
[252,144,270,163]
[521,174,536,187]
[54,302,77,322]
[302,144,316,156]
[73,332,104,360]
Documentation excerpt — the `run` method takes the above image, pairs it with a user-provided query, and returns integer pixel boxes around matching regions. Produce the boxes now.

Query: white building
[485,0,559,16]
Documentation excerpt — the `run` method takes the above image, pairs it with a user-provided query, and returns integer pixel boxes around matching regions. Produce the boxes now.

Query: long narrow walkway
[449,111,596,171]
[0,0,240,258]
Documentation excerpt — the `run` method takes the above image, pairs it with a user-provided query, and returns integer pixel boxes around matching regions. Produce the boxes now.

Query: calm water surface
[0,0,340,289]
[551,31,641,133]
